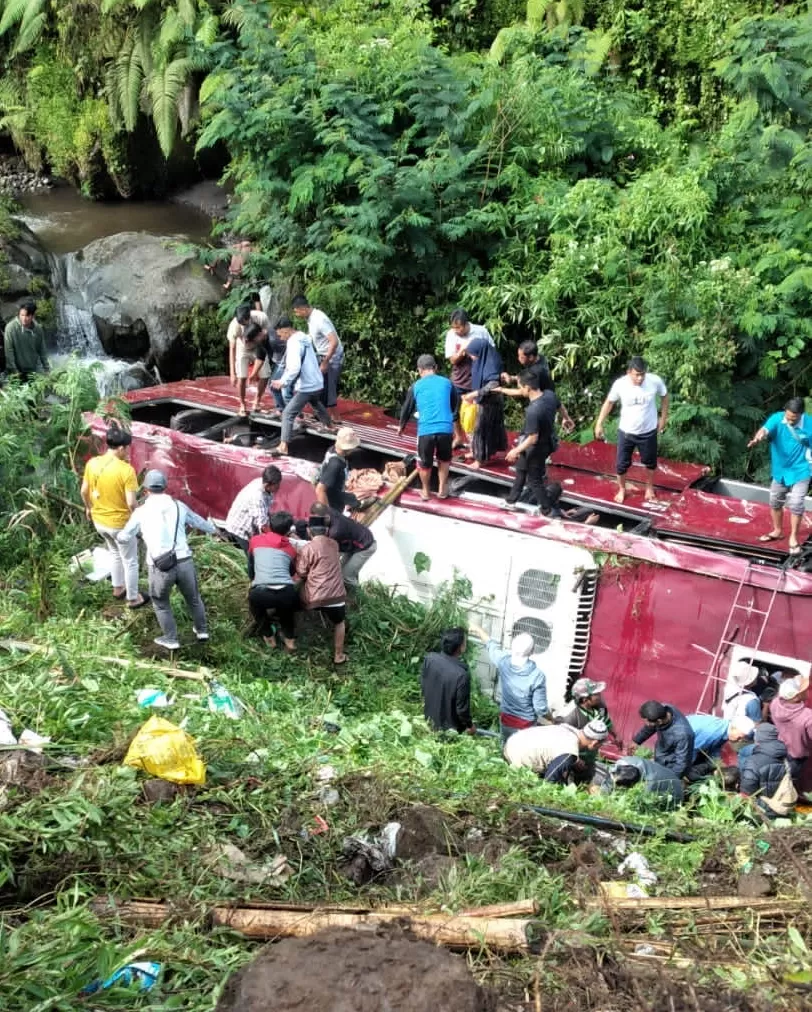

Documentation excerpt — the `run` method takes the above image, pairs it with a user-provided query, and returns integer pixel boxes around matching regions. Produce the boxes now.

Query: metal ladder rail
[695,562,787,714]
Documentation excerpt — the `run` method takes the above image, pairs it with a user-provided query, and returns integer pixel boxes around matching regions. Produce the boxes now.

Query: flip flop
[758,533,783,543]
[127,594,151,610]
[237,408,248,418]
[334,654,348,665]
[789,544,802,556]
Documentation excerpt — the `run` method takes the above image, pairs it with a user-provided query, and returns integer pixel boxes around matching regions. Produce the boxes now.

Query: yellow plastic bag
[123,715,206,785]
[459,399,477,435]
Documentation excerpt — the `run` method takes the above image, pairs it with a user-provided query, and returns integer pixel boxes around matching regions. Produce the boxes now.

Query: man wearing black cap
[117,469,216,650]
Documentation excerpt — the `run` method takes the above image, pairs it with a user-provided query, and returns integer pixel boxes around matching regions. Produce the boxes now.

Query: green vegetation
[0,366,809,1007]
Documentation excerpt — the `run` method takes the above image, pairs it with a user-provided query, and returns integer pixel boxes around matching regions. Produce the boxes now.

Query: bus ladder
[695,561,788,715]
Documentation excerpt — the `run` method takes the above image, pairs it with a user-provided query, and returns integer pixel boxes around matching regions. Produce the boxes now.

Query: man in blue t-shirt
[748,396,812,555]
[398,354,458,501]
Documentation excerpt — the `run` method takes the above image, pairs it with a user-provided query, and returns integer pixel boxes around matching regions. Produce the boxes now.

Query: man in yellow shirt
[80,423,148,608]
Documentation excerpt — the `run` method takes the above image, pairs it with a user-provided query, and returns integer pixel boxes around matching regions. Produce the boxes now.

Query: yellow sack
[123,715,206,785]
[459,400,477,435]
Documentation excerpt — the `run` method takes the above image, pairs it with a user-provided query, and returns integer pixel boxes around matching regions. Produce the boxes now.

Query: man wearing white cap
[722,660,763,722]
[117,469,216,650]
[504,720,609,783]
[770,675,812,783]
[685,713,756,784]
[469,624,548,744]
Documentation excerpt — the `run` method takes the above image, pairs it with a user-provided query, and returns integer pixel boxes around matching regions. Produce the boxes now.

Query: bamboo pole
[0,639,209,682]
[360,468,420,527]
[587,895,804,912]
[460,899,539,918]
[92,898,533,952]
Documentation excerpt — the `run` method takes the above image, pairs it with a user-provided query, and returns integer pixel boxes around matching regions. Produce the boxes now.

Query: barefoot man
[594,356,669,504]
[747,397,811,556]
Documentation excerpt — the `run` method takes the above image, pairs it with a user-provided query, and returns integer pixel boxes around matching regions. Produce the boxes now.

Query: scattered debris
[207,680,245,720]
[81,960,161,995]
[341,822,401,885]
[317,786,340,807]
[136,688,172,708]
[209,843,294,887]
[618,851,658,889]
[141,779,180,804]
[737,870,775,898]
[70,547,113,583]
[0,708,16,746]
[123,716,206,785]
[316,764,337,782]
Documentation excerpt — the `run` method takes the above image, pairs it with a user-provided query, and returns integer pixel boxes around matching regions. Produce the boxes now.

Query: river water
[15,187,215,393]
[17,187,213,255]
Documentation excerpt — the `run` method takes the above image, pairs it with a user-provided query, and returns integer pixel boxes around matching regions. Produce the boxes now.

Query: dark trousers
[506,450,550,511]
[249,584,299,639]
[685,750,716,784]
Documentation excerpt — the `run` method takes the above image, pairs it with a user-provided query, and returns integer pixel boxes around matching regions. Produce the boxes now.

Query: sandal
[237,407,248,418]
[334,654,348,665]
[789,543,802,556]
[127,594,151,610]
[263,634,277,648]
[112,590,126,600]
[758,532,783,543]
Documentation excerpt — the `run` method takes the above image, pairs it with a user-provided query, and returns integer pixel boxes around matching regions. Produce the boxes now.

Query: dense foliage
[1,0,811,474]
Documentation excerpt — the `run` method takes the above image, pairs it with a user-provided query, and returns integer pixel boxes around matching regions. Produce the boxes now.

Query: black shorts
[417,433,453,470]
[617,428,658,474]
[319,604,346,625]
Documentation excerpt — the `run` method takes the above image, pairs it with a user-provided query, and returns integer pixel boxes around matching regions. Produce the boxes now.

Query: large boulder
[59,232,222,378]
[1,220,53,323]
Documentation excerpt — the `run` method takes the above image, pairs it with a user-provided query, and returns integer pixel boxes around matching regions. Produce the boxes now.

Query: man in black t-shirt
[500,340,574,433]
[503,369,557,513]
[245,321,286,413]
[294,503,378,587]
[315,427,365,511]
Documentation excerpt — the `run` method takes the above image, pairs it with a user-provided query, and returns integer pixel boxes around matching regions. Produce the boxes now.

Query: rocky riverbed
[0,155,51,195]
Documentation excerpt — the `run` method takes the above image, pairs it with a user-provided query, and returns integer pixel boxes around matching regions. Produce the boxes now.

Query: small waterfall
[56,302,106,358]
[49,254,153,397]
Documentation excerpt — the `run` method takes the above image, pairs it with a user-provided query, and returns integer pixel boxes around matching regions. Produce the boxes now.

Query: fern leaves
[149,56,193,154]
[0,0,46,53]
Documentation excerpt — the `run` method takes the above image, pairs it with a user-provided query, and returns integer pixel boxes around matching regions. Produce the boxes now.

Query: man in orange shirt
[80,423,148,608]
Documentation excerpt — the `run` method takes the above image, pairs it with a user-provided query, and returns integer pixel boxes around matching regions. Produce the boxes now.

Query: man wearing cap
[558,678,618,783]
[685,713,756,783]
[632,701,695,779]
[224,466,283,552]
[722,661,763,722]
[770,675,812,783]
[315,429,367,512]
[504,720,608,784]
[469,624,548,744]
[117,470,216,650]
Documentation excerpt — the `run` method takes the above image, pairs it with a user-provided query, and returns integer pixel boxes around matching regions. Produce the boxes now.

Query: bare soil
[214,926,497,1012]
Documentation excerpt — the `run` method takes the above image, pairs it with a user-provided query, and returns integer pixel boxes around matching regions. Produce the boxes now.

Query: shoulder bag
[152,503,180,572]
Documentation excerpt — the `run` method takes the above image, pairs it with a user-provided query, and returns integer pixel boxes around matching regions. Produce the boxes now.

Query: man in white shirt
[504,719,608,783]
[117,469,216,650]
[227,303,272,417]
[292,295,344,423]
[593,356,669,504]
[444,308,494,449]
[271,316,333,456]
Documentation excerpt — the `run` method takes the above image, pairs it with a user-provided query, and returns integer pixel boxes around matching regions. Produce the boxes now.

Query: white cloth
[443,323,493,361]
[503,724,580,772]
[118,494,215,565]
[307,308,343,357]
[607,373,667,435]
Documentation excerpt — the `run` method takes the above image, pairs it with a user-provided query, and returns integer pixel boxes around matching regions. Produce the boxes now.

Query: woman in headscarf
[463,337,507,468]
[469,625,548,744]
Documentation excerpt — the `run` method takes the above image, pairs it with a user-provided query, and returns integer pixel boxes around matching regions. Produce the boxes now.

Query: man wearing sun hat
[315,427,374,513]
[770,675,812,784]
[722,660,763,722]
[504,719,608,783]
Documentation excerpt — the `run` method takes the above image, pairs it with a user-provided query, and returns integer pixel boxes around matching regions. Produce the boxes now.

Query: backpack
[761,761,798,816]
